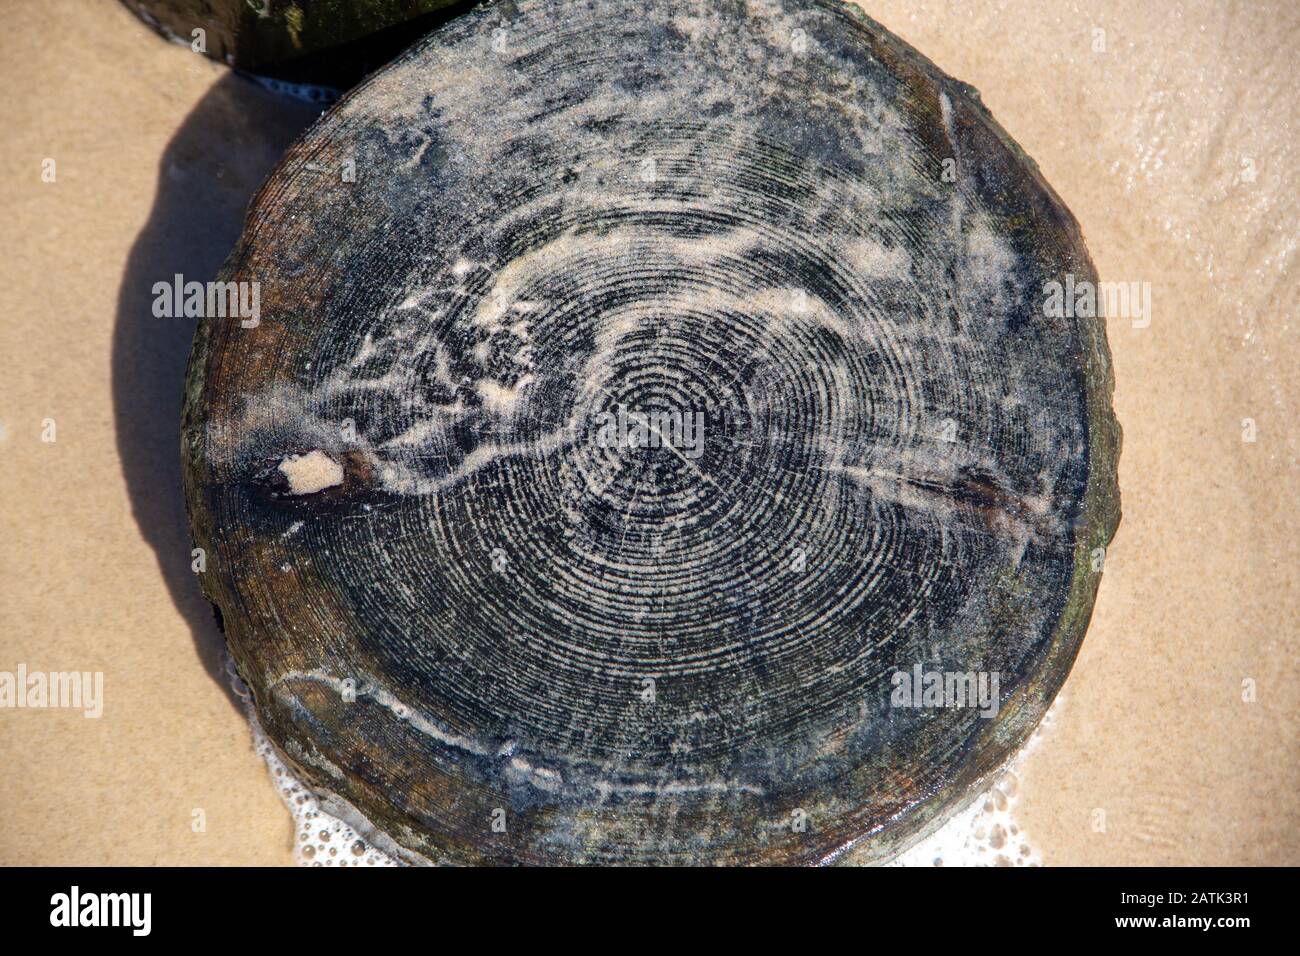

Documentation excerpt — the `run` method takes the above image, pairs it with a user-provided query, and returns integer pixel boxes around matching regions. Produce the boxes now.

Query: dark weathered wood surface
[183,0,1121,865]
[122,0,467,88]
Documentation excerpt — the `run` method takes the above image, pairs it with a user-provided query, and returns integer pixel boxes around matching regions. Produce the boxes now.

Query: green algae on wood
[182,0,1121,865]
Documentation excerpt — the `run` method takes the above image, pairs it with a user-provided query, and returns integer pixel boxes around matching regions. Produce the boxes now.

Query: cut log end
[182,0,1120,865]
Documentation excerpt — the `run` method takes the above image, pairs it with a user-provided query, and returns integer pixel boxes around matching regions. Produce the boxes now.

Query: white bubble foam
[226,657,402,867]
[889,697,1060,867]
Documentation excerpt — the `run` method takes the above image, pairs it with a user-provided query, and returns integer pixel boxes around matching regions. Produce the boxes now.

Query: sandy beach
[1,0,1295,865]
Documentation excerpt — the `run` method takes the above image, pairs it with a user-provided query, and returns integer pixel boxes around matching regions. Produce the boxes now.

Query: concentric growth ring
[183,0,1120,865]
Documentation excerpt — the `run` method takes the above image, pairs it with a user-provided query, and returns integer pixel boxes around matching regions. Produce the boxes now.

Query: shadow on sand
[112,73,319,709]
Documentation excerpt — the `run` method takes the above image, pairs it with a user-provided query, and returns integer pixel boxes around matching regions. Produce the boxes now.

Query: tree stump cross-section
[182,0,1121,865]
